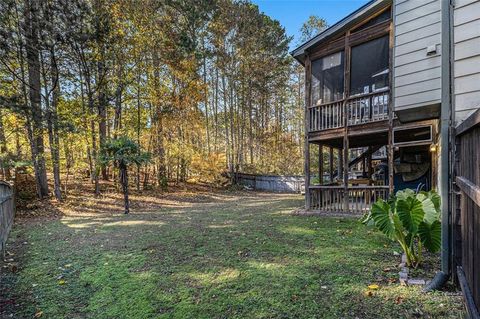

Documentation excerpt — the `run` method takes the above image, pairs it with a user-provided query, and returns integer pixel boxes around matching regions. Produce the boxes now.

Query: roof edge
[290,0,391,65]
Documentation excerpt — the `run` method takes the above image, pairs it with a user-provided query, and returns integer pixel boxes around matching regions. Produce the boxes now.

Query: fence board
[0,181,14,257]
[455,109,480,316]
[235,173,304,193]
[457,177,480,208]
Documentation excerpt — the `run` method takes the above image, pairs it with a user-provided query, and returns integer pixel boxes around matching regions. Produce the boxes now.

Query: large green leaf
[396,189,415,201]
[418,220,441,253]
[396,196,424,234]
[361,211,376,227]
[426,191,441,213]
[420,197,439,224]
[370,200,395,240]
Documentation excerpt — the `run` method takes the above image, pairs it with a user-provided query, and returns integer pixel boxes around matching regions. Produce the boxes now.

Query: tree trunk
[248,81,253,165]
[97,59,108,180]
[44,50,62,201]
[113,85,123,137]
[120,163,129,214]
[90,117,100,195]
[81,58,100,195]
[113,61,123,138]
[152,51,166,188]
[24,0,49,198]
[203,41,210,154]
[221,74,230,171]
[143,128,154,189]
[95,1,108,181]
[64,139,73,195]
[229,78,235,180]
[78,64,94,182]
[213,68,219,152]
[136,69,141,191]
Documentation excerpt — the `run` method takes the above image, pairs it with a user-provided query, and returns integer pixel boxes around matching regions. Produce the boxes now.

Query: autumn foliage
[0,0,305,199]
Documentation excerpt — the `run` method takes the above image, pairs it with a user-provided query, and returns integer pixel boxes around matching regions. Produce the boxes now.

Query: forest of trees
[0,0,326,200]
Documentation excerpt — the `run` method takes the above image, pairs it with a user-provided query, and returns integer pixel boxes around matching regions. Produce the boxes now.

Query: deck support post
[329,147,334,183]
[387,141,394,194]
[388,137,394,194]
[304,55,312,210]
[343,136,349,211]
[362,155,366,176]
[367,147,373,185]
[339,148,343,180]
[319,144,323,185]
[387,20,394,196]
[343,31,351,212]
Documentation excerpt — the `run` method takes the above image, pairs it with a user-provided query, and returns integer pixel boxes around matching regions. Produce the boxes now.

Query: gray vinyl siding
[453,0,480,123]
[393,0,442,114]
[395,78,441,97]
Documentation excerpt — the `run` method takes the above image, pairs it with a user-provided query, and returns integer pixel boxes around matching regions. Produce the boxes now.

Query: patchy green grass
[1,192,462,318]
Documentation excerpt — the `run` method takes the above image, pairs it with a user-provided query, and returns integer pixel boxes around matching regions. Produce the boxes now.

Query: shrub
[362,189,441,268]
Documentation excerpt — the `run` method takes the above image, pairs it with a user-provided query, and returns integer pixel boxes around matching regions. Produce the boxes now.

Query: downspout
[424,0,453,292]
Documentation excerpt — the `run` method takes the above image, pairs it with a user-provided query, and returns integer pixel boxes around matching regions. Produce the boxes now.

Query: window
[393,126,432,146]
[350,36,389,96]
[311,51,344,105]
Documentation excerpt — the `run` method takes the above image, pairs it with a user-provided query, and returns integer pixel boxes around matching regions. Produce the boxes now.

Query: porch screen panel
[311,51,344,105]
[350,36,389,96]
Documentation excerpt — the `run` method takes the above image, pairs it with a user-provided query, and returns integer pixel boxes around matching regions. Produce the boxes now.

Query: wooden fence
[0,181,14,257]
[454,108,480,318]
[235,173,304,193]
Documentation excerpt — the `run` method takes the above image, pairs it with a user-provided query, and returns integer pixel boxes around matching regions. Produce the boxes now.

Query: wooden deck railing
[308,185,389,214]
[309,100,344,131]
[347,90,389,126]
[0,181,14,257]
[308,89,389,132]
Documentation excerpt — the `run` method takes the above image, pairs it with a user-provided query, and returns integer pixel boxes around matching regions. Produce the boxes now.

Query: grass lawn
[0,186,463,318]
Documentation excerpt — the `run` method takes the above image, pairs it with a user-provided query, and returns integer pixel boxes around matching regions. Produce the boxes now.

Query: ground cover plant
[0,184,462,318]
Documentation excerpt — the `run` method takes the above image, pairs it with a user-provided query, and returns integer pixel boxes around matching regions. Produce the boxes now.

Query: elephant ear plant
[362,189,441,268]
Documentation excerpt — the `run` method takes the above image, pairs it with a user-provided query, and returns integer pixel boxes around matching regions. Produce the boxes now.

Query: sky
[252,0,370,49]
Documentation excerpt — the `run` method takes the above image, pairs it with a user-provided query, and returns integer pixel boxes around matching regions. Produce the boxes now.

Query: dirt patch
[14,179,254,222]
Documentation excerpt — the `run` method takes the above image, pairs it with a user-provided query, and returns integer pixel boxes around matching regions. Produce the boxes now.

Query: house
[292,0,480,210]
[292,0,480,315]
[292,0,436,213]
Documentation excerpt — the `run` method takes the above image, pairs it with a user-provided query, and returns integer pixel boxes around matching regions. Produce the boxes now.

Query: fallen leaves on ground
[395,296,404,305]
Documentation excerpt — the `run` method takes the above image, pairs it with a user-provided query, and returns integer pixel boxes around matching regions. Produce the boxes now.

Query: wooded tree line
[0,0,323,200]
